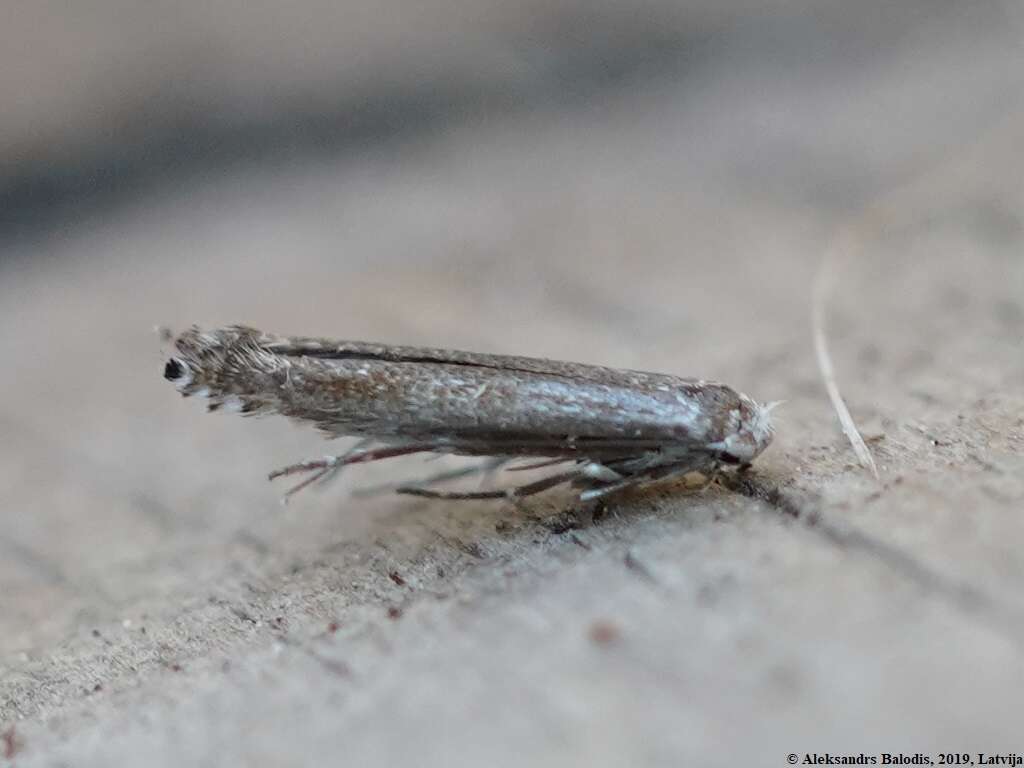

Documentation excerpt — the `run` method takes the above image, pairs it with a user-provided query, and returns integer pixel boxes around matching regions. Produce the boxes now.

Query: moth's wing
[255,328,700,391]
[172,327,746,462]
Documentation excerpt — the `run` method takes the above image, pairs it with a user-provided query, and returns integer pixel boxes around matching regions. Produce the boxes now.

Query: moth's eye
[718,452,742,465]
[164,358,186,381]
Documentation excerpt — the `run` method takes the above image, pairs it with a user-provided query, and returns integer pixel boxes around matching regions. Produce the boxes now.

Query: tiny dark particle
[231,606,258,625]
[2,725,20,759]
[459,541,485,560]
[588,620,621,646]
[93,683,103,692]
[387,606,403,620]
[327,621,340,634]
[624,551,658,584]
[542,511,582,534]
[388,571,406,587]
[569,533,591,550]
[318,657,352,678]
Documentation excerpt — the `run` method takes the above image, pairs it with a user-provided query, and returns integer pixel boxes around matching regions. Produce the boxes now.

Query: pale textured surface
[1,2,1024,765]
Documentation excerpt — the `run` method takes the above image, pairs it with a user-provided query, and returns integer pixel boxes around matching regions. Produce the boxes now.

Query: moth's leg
[694,461,724,493]
[351,457,509,498]
[505,457,575,472]
[394,458,648,505]
[576,460,709,502]
[307,437,375,490]
[269,443,441,481]
[577,478,639,502]
[579,462,624,482]
[531,463,622,532]
[394,487,507,500]
[270,443,440,501]
[396,469,581,501]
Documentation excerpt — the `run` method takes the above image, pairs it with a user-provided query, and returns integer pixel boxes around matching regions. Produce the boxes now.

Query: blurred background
[2,0,1023,764]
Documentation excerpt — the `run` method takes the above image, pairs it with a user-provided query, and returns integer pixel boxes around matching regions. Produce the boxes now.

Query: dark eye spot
[164,358,185,381]
[718,452,741,465]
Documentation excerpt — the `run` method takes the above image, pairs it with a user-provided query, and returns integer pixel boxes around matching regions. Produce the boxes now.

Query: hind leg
[352,457,510,498]
[576,459,718,502]
[396,468,583,501]
[269,442,440,501]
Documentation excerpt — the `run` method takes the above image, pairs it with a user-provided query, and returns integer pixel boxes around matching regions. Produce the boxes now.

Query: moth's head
[164,327,225,396]
[163,326,268,413]
[713,394,778,466]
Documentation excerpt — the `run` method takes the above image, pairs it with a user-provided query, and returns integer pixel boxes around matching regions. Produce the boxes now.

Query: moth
[164,326,776,502]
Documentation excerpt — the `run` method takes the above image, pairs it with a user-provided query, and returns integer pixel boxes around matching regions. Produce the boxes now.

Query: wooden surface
[1,2,1023,765]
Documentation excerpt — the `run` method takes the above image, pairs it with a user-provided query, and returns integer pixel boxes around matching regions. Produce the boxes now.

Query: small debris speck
[570,533,591,550]
[624,551,657,584]
[2,725,21,759]
[542,511,581,534]
[588,620,621,646]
